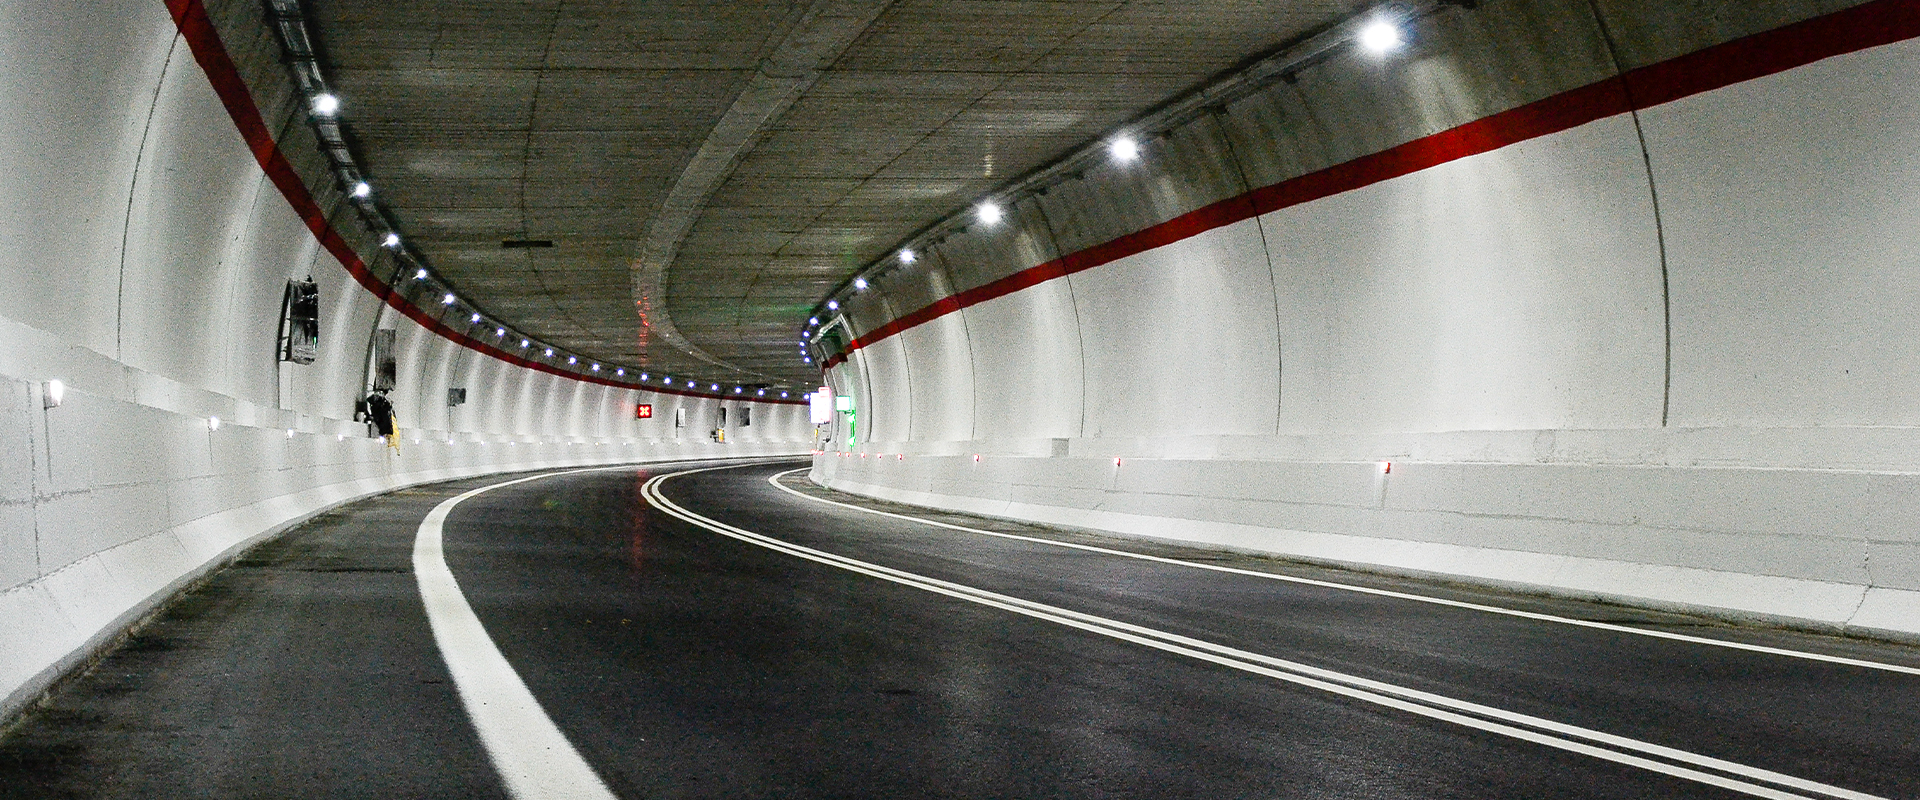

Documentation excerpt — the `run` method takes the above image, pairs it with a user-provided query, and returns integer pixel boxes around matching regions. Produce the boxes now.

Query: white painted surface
[0,10,811,721]
[1071,221,1280,440]
[854,337,913,445]
[820,36,1920,641]
[1261,114,1665,435]
[962,279,1086,442]
[898,312,975,443]
[1645,40,1920,428]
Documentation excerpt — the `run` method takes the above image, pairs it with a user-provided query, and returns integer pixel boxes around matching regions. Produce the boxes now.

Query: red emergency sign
[635,403,653,419]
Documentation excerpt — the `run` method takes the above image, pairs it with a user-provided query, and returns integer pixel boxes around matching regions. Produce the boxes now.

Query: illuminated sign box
[809,388,833,424]
[635,403,653,419]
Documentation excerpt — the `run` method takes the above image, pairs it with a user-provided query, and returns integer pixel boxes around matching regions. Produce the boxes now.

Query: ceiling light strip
[226,0,799,403]
[801,1,1444,352]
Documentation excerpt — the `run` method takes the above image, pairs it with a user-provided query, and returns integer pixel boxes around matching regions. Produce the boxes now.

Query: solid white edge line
[413,458,790,800]
[416,467,628,800]
[644,464,1886,800]
[765,467,1920,678]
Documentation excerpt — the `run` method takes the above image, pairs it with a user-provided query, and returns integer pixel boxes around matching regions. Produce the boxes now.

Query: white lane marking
[647,464,1887,800]
[415,467,628,800]
[767,468,1920,677]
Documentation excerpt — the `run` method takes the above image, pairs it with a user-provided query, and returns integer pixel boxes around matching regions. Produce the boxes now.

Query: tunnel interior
[4,0,1920,796]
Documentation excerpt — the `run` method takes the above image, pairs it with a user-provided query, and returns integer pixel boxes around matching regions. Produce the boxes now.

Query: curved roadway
[2,458,1917,799]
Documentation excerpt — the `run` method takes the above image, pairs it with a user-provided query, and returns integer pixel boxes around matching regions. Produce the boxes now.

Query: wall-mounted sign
[635,403,653,419]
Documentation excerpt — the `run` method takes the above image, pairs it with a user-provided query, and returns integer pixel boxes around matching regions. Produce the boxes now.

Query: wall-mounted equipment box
[674,407,686,427]
[635,403,652,419]
[448,387,466,407]
[278,278,319,364]
[810,388,833,424]
[370,329,397,391]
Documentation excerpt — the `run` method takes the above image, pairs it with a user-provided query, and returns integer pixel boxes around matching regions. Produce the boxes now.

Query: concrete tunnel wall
[812,0,1920,641]
[0,0,811,719]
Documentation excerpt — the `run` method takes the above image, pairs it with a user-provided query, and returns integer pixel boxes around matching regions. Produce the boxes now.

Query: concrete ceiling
[308,0,1363,387]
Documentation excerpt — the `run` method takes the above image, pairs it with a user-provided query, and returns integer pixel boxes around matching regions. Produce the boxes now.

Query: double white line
[646,463,1888,800]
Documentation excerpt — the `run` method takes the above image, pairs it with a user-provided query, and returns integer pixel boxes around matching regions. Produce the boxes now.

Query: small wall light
[42,379,64,409]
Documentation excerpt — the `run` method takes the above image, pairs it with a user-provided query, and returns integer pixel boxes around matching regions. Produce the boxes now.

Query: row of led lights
[315,93,794,399]
[799,16,1409,356]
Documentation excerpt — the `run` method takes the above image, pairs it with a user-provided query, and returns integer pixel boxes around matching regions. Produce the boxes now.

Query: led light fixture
[1358,18,1403,53]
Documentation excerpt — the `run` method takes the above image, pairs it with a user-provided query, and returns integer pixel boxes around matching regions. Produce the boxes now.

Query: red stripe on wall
[163,0,803,404]
[823,0,1920,370]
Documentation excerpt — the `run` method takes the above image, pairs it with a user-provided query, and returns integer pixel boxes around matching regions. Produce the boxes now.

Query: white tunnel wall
[0,0,810,719]
[814,4,1920,642]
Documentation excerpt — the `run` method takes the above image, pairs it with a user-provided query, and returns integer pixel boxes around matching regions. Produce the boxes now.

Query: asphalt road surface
[3,457,1917,799]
